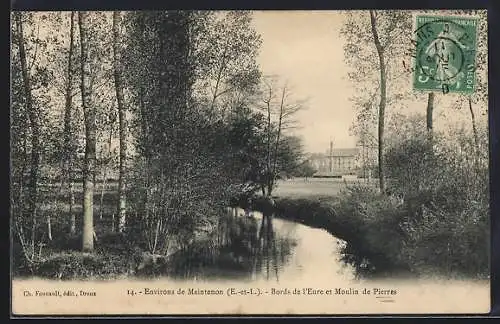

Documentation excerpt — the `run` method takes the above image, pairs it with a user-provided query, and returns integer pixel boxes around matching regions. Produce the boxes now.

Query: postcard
[10,9,490,316]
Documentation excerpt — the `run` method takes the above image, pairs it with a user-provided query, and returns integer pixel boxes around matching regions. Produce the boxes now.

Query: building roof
[309,148,360,159]
[328,148,360,157]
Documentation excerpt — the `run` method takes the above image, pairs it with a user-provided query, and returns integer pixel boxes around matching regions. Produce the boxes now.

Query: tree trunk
[210,45,228,112]
[370,10,386,194]
[426,92,435,146]
[266,109,272,196]
[69,179,75,234]
[271,86,286,193]
[18,114,28,212]
[47,216,52,241]
[15,12,41,240]
[99,129,112,220]
[468,97,480,152]
[113,11,127,233]
[79,12,96,252]
[265,86,273,198]
[426,92,434,132]
[64,11,76,235]
[138,85,150,157]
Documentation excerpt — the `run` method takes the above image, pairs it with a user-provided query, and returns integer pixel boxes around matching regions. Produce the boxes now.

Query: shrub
[334,184,409,276]
[33,251,130,280]
[400,200,489,278]
[383,132,489,279]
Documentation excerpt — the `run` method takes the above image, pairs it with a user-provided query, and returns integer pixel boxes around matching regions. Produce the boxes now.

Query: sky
[251,11,356,154]
[250,10,488,154]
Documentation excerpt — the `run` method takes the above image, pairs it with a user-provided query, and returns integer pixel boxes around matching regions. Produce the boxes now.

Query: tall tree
[112,11,127,233]
[12,12,45,266]
[369,10,387,193]
[259,77,305,197]
[341,10,412,193]
[78,11,97,252]
[63,11,77,234]
[124,11,217,252]
[256,77,306,236]
[14,12,41,244]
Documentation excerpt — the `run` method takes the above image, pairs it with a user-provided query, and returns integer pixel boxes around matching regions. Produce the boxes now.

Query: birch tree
[12,11,43,267]
[63,11,77,234]
[113,11,127,233]
[78,11,97,252]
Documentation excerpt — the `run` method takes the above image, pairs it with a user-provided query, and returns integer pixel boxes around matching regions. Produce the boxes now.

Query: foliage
[341,11,413,180]
[338,130,489,278]
[289,158,317,178]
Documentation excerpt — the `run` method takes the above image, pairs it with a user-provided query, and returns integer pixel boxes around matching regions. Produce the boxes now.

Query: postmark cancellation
[412,15,478,94]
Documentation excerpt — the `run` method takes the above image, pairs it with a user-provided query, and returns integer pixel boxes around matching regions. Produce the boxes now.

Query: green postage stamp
[412,15,478,94]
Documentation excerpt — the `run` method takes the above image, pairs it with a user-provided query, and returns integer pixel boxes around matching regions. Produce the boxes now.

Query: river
[249,210,356,283]
[166,208,358,285]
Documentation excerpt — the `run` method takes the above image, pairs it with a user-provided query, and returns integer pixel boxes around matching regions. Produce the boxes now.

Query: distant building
[309,143,360,177]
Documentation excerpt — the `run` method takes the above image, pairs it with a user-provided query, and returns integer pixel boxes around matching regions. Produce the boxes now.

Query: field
[272,178,376,198]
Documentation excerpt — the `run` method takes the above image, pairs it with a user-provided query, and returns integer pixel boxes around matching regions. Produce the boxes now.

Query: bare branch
[28,23,41,75]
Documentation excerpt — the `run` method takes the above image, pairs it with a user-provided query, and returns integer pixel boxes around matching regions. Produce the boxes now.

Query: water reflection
[165,210,298,281]
[253,213,297,282]
[138,208,356,283]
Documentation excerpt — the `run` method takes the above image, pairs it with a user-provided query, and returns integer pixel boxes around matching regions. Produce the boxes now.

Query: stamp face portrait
[10,9,489,317]
[413,15,478,94]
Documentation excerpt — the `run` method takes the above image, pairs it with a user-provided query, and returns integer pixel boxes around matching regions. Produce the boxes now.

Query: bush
[383,132,489,279]
[400,201,489,278]
[334,184,409,276]
[33,251,131,280]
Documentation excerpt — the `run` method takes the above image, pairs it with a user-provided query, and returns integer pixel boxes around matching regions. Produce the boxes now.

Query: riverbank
[11,187,274,281]
[250,180,489,280]
[250,194,404,278]
[11,179,488,281]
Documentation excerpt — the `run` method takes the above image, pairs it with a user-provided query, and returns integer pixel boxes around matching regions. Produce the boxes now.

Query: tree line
[11,11,307,271]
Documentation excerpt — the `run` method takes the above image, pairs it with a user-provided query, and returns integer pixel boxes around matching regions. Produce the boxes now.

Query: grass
[272,178,376,198]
